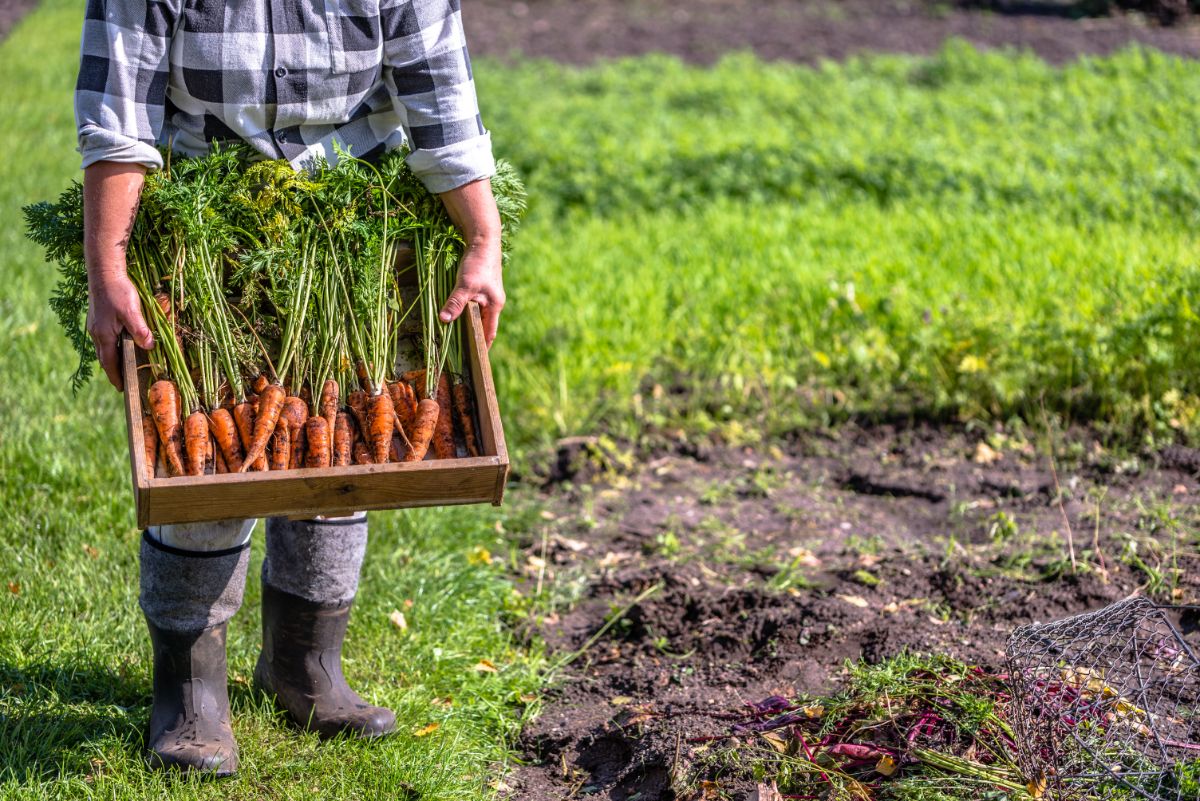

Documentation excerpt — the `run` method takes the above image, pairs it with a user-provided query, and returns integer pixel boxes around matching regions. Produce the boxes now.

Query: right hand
[87,270,154,390]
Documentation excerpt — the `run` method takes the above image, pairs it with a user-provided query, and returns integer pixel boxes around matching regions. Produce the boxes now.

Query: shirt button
[274,67,287,78]
[277,131,288,143]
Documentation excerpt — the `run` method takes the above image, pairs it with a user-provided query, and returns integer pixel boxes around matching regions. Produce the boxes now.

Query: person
[75,0,505,777]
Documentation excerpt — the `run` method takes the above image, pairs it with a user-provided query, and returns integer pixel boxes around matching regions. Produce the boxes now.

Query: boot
[254,583,396,739]
[145,619,238,776]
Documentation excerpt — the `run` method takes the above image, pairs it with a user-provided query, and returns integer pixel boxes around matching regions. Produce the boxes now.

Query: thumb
[124,307,155,350]
[439,284,471,324]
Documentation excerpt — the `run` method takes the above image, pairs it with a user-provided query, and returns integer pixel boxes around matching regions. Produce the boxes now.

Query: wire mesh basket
[1006,597,1200,801]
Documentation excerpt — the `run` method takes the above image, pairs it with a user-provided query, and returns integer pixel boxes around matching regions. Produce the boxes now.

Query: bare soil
[465,0,1200,65]
[510,425,1200,800]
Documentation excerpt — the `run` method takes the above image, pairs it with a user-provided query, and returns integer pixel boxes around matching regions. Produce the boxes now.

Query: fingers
[89,325,122,390]
[439,283,472,324]
[121,306,155,350]
[481,300,502,348]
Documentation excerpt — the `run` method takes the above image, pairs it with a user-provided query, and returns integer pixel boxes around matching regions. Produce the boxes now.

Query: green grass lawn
[4,0,1200,798]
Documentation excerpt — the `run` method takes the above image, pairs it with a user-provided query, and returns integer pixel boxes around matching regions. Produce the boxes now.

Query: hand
[87,270,154,390]
[439,238,504,347]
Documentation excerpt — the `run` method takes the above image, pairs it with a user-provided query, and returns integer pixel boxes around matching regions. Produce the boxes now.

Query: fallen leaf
[802,704,824,718]
[472,659,499,673]
[700,780,724,800]
[519,693,537,703]
[838,594,870,608]
[761,731,789,753]
[431,696,453,707]
[7,581,18,595]
[1027,773,1047,798]
[404,598,414,609]
[389,610,408,631]
[787,547,822,567]
[467,546,493,565]
[856,552,882,568]
[527,555,547,570]
[412,722,439,737]
[539,509,557,520]
[609,695,633,706]
[973,441,1002,464]
[83,544,100,559]
[1173,484,1188,495]
[553,535,589,552]
[875,754,898,776]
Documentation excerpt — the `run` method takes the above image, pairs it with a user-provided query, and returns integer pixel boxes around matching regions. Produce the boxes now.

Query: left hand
[439,238,504,347]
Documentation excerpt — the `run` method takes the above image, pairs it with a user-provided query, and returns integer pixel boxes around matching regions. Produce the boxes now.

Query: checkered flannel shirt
[75,0,493,193]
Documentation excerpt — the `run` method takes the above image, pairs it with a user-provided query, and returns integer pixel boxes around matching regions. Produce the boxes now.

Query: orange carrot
[352,439,372,465]
[154,292,172,318]
[388,381,417,437]
[452,382,481,457]
[269,420,290,472]
[239,384,286,472]
[333,411,353,467]
[401,368,426,385]
[281,396,307,469]
[366,391,395,464]
[347,389,369,434]
[355,361,372,393]
[142,414,158,480]
[305,416,331,468]
[184,410,209,477]
[208,408,244,472]
[148,379,184,477]
[320,379,339,436]
[252,373,270,395]
[431,373,455,460]
[232,401,267,471]
[403,399,440,462]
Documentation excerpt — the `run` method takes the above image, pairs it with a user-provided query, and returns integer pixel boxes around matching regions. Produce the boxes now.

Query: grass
[6,0,1200,798]
[480,45,1200,452]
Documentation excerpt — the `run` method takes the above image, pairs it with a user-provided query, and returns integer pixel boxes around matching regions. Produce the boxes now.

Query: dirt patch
[510,424,1200,800]
[466,0,1200,65]
[0,0,38,42]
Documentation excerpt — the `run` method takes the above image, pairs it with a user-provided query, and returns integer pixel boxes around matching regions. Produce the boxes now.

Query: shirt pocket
[324,0,382,75]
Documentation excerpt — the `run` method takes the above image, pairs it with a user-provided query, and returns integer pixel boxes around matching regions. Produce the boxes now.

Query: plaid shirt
[75,0,493,193]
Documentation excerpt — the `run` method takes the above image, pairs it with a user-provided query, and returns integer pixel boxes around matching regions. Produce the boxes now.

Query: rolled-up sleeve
[381,0,495,194]
[75,0,177,171]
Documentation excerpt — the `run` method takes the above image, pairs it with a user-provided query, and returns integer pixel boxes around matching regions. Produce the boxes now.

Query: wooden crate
[121,303,508,528]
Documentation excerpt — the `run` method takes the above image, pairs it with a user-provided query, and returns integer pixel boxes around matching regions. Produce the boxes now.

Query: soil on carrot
[509,423,1200,800]
[466,0,1200,66]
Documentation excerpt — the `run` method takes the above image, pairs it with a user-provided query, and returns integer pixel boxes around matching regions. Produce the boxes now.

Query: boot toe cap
[146,744,239,777]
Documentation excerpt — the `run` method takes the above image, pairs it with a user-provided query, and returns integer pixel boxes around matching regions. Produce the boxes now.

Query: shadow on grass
[0,659,146,782]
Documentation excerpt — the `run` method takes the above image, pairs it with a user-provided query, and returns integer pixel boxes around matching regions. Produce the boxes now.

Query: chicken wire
[1006,597,1200,801]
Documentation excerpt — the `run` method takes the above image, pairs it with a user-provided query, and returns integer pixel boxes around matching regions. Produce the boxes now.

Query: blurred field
[3,0,1200,798]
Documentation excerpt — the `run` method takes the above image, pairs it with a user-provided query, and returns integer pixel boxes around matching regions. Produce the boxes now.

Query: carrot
[452,382,481,457]
[401,368,426,385]
[239,383,286,472]
[347,389,369,434]
[232,401,267,471]
[403,399,440,462]
[153,292,172,318]
[281,396,307,469]
[320,379,339,436]
[355,361,372,393]
[184,410,209,477]
[252,373,270,395]
[148,379,184,477]
[304,416,331,468]
[353,439,373,465]
[387,380,417,438]
[208,408,244,472]
[299,383,312,408]
[269,420,290,472]
[333,411,353,467]
[431,373,455,460]
[142,414,158,480]
[366,391,395,464]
